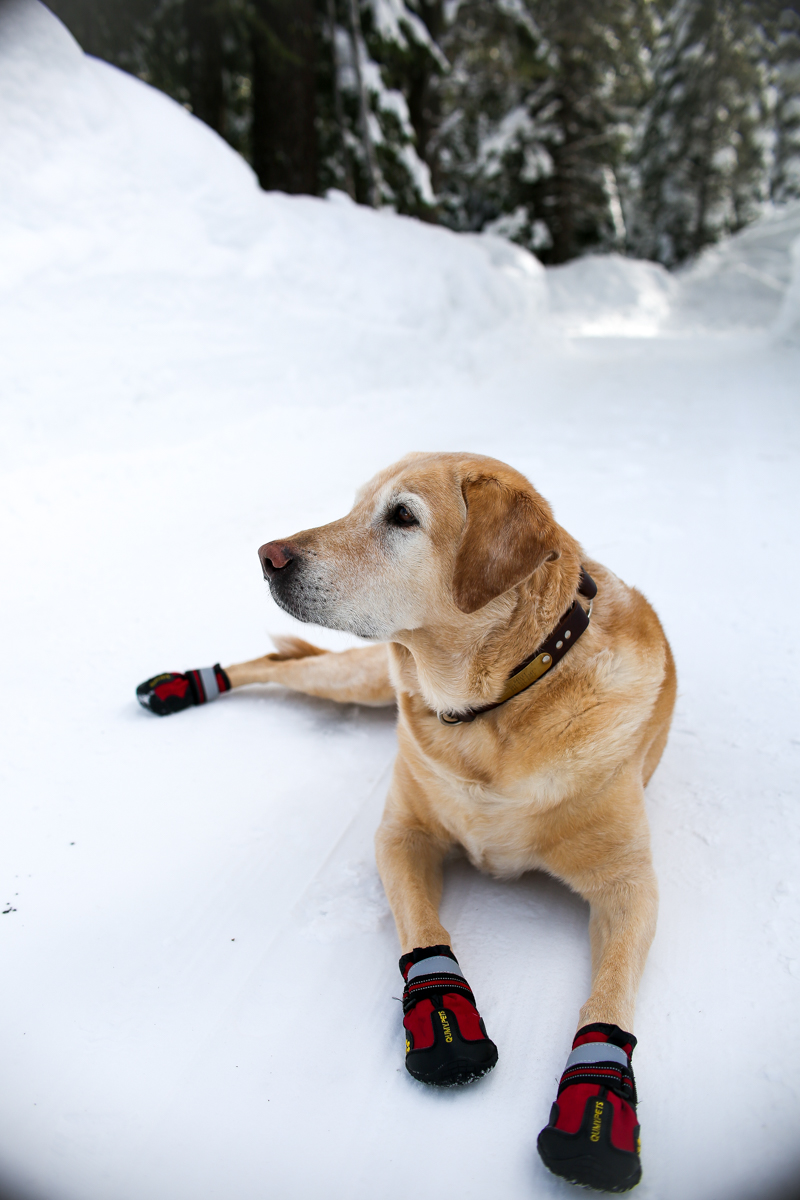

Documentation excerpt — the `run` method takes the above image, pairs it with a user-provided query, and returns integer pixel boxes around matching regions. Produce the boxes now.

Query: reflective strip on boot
[406,956,466,982]
[198,666,220,703]
[564,1043,629,1070]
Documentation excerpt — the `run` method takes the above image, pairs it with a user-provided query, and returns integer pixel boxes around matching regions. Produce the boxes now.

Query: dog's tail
[268,635,328,661]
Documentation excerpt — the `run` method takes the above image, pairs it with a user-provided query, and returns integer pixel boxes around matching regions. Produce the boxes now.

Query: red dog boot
[537,1023,642,1193]
[400,945,498,1087]
[136,664,231,716]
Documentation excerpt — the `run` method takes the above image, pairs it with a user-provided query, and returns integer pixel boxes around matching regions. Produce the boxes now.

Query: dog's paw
[537,1023,641,1192]
[537,1085,641,1193]
[136,665,230,716]
[404,996,498,1086]
[399,945,498,1087]
[137,672,196,716]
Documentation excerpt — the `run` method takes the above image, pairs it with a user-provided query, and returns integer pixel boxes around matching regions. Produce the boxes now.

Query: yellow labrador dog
[138,452,675,1193]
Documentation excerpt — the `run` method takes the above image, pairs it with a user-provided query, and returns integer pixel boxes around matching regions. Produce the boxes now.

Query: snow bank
[773,233,800,344]
[4,0,799,346]
[0,0,262,285]
[540,204,800,340]
[546,252,675,336]
[672,202,800,333]
[0,0,544,337]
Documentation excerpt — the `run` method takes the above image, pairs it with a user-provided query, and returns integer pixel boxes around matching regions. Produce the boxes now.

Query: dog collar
[438,568,597,726]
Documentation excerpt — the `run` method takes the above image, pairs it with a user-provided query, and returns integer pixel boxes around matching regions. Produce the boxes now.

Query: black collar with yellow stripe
[438,568,597,726]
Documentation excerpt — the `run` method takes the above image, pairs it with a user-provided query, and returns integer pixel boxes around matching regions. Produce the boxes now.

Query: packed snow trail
[1,4,799,1200]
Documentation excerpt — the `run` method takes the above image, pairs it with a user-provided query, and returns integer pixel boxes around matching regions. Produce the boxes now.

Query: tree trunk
[185,0,226,135]
[251,0,317,194]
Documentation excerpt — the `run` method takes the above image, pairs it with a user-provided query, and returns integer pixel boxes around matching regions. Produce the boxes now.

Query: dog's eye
[388,504,419,528]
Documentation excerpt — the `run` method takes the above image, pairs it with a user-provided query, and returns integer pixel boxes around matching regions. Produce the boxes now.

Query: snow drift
[673,202,800,334]
[0,5,798,1200]
[0,0,545,337]
[546,253,675,336]
[774,232,800,344]
[3,0,798,343]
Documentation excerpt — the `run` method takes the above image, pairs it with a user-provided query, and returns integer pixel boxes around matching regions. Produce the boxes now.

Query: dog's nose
[258,540,294,578]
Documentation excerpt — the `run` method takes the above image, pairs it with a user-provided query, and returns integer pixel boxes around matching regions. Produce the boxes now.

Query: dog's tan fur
[226,453,675,1034]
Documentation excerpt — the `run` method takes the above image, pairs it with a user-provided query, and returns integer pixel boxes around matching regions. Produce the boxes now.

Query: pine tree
[316,0,442,214]
[251,0,317,193]
[435,1,549,238]
[184,0,226,134]
[363,0,446,204]
[530,0,651,262]
[436,0,651,263]
[769,3,800,201]
[43,0,157,64]
[633,0,771,266]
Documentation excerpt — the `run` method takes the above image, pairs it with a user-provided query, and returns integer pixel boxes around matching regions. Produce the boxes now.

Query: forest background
[48,0,800,267]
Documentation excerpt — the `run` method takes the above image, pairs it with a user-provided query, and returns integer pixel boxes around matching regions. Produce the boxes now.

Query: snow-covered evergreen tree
[633,0,771,266]
[769,3,800,201]
[49,0,792,262]
[435,0,652,263]
[317,0,442,214]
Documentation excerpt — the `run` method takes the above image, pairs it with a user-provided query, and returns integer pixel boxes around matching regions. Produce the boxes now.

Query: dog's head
[258,452,567,640]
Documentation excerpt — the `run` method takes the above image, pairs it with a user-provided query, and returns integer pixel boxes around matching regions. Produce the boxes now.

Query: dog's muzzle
[258,539,317,623]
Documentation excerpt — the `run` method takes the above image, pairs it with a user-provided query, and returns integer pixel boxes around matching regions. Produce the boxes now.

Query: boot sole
[407,1053,498,1087]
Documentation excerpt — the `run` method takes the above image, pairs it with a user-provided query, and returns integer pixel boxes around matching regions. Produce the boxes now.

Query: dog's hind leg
[136,639,393,716]
[224,640,395,706]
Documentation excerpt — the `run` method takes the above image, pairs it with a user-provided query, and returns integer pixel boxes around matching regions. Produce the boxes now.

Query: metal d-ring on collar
[438,568,598,726]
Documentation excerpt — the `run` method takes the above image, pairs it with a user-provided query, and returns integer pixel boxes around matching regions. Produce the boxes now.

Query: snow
[1,4,799,1200]
[369,0,449,70]
[546,254,676,337]
[672,202,800,332]
[479,104,538,177]
[775,229,800,345]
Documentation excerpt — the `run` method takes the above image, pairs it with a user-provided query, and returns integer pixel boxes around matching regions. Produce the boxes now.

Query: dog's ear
[452,474,561,614]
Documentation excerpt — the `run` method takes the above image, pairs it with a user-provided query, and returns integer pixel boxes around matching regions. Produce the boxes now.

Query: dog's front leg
[580,862,658,1035]
[374,770,450,956]
[537,776,656,1192]
[375,757,498,1087]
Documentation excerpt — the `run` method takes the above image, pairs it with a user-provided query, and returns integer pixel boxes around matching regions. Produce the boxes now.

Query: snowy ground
[1,3,799,1200]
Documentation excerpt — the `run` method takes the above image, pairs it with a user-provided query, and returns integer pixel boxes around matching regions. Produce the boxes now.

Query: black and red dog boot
[400,944,498,1087]
[136,664,231,716]
[537,1023,642,1193]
